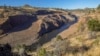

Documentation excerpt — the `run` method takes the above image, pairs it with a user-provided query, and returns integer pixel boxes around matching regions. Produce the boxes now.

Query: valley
[0,4,100,56]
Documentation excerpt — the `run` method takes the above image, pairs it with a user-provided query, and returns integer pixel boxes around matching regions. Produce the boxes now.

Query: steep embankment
[0,9,77,46]
[37,13,78,45]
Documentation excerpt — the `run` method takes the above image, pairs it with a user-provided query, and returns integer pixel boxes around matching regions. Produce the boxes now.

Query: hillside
[0,6,100,56]
[0,7,77,46]
[35,8,100,56]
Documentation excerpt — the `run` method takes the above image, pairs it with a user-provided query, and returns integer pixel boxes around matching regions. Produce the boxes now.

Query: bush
[56,35,63,41]
[0,13,4,18]
[87,19,100,31]
[37,48,47,56]
[13,44,28,56]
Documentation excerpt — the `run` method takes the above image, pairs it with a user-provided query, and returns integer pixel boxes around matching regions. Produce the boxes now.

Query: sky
[0,0,100,9]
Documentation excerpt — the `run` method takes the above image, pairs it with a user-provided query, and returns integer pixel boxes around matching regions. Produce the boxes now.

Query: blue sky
[0,0,100,9]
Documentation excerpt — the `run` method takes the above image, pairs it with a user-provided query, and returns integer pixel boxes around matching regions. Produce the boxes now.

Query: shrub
[0,13,4,18]
[87,19,100,31]
[56,35,63,41]
[13,44,28,56]
[37,48,47,56]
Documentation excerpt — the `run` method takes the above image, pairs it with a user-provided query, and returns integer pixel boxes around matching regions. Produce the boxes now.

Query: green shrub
[37,48,46,56]
[56,35,63,41]
[87,19,100,31]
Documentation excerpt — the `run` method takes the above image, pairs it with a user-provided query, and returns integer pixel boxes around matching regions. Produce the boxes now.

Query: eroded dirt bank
[0,8,78,46]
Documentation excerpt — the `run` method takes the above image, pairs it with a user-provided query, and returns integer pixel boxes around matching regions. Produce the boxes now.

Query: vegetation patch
[87,19,100,31]
[56,35,63,41]
[37,48,47,56]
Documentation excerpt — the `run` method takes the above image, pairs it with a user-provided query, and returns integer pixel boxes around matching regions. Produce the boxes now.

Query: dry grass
[36,10,100,56]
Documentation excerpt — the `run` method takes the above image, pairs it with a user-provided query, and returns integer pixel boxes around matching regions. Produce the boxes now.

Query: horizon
[0,0,100,9]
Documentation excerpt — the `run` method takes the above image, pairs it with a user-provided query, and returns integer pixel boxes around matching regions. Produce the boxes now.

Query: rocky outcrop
[38,14,69,35]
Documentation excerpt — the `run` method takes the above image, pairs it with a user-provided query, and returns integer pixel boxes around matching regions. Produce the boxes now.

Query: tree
[23,4,32,8]
[97,4,100,9]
